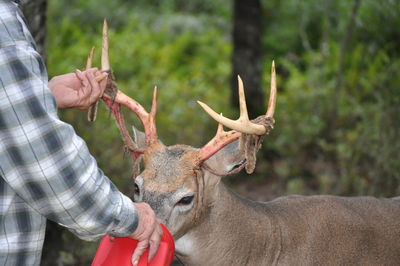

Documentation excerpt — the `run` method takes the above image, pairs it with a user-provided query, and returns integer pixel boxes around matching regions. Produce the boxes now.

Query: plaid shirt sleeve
[0,1,138,254]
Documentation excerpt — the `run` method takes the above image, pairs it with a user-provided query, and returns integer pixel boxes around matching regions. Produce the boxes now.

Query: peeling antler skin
[197,123,241,163]
[102,87,159,147]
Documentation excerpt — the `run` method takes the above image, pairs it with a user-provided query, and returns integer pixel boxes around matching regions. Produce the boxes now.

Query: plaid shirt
[0,1,138,265]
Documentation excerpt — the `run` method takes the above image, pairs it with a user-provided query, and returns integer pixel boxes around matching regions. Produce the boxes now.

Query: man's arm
[0,41,139,240]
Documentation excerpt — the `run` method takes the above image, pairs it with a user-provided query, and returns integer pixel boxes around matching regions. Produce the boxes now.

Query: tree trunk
[332,0,362,127]
[18,0,47,62]
[231,0,263,118]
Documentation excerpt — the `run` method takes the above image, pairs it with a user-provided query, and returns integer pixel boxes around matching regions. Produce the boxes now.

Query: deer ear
[132,125,146,150]
[202,140,246,176]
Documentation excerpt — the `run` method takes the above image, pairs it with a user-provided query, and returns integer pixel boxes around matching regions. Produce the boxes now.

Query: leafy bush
[261,0,400,197]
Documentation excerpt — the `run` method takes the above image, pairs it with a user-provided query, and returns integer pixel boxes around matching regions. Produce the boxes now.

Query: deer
[88,20,400,265]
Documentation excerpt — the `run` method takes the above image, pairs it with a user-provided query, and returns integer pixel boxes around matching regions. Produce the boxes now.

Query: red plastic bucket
[92,224,175,266]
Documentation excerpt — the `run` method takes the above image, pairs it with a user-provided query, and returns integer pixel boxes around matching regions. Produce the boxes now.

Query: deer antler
[85,19,160,177]
[198,62,276,135]
[98,19,159,150]
[197,61,277,162]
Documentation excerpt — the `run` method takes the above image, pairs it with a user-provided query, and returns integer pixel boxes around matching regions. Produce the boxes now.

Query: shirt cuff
[108,193,139,237]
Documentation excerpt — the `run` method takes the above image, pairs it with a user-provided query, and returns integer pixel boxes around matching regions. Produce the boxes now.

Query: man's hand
[130,202,163,266]
[49,68,107,110]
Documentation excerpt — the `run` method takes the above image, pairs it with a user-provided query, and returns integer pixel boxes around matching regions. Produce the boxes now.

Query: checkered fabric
[0,1,138,265]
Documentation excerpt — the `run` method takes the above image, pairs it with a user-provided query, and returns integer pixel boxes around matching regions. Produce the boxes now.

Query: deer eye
[177,195,194,205]
[229,158,247,172]
[134,183,140,194]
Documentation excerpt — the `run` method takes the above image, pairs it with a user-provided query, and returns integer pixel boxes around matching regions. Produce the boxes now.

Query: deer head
[91,19,276,241]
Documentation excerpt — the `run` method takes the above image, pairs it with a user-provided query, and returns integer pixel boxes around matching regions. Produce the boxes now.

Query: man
[0,1,162,265]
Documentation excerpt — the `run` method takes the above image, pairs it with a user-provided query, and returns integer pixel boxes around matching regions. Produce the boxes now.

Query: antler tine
[87,46,97,122]
[102,18,110,71]
[100,18,158,147]
[109,87,159,145]
[197,76,265,135]
[148,86,158,140]
[86,46,95,69]
[266,60,276,118]
[86,46,107,122]
[237,75,249,122]
[150,86,158,118]
[86,46,108,83]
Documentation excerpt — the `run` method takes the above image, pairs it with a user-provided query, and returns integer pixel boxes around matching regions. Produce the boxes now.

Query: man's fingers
[75,69,90,96]
[96,73,108,96]
[75,69,106,109]
[147,223,163,263]
[75,69,85,82]
[131,239,149,266]
[128,203,162,265]
[80,81,92,107]
[85,67,99,74]
[86,71,102,103]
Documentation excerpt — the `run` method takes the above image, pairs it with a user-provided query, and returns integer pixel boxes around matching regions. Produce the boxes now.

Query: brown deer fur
[132,135,400,265]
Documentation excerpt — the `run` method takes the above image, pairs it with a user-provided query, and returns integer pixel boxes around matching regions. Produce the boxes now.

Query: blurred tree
[332,0,361,135]
[19,0,47,60]
[231,0,264,117]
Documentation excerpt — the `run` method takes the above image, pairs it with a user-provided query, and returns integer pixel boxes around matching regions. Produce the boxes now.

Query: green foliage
[261,0,400,197]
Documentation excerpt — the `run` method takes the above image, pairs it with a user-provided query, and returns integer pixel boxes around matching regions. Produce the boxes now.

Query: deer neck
[174,180,281,266]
